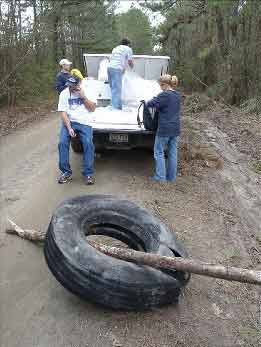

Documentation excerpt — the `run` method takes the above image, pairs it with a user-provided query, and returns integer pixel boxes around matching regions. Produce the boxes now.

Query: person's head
[66,76,81,92]
[120,38,131,47]
[59,58,72,72]
[71,68,84,80]
[158,74,178,91]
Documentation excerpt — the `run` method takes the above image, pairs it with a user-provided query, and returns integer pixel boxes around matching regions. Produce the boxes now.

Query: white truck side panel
[83,54,170,80]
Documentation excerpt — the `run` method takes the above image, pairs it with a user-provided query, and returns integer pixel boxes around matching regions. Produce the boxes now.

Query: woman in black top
[147,74,181,182]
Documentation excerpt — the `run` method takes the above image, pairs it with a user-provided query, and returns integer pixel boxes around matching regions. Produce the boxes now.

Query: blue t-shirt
[147,90,181,137]
[55,71,71,93]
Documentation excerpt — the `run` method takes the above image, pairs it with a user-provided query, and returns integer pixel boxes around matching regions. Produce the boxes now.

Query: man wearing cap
[55,58,72,93]
[107,38,134,109]
[57,76,96,185]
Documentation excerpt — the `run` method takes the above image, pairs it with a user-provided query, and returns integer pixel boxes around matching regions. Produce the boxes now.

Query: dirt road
[0,112,260,347]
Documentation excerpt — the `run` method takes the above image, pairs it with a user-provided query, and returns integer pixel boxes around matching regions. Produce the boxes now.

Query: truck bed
[92,105,144,132]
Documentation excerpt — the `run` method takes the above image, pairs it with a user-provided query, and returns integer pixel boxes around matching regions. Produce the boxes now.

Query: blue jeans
[154,135,178,182]
[58,122,94,177]
[107,67,123,109]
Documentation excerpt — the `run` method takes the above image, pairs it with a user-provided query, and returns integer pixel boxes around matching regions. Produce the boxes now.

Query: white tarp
[122,70,161,104]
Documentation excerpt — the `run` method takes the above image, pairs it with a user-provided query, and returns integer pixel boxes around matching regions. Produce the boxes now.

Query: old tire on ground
[71,135,83,153]
[44,195,190,310]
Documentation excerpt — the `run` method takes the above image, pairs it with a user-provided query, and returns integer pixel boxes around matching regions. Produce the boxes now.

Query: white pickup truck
[71,54,170,153]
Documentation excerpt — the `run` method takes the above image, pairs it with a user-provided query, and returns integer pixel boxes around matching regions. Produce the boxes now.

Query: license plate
[109,134,128,143]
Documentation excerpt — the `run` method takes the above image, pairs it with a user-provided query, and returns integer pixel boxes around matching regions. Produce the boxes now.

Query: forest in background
[1,0,260,115]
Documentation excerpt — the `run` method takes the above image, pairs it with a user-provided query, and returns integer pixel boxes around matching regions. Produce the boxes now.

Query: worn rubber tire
[44,195,190,310]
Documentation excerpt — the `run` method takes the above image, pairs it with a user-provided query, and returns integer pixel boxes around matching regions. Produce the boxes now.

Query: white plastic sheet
[88,67,162,130]
[122,70,161,105]
[98,58,109,81]
[96,62,161,104]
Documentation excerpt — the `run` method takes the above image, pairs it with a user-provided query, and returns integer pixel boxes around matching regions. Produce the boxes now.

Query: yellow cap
[71,68,84,80]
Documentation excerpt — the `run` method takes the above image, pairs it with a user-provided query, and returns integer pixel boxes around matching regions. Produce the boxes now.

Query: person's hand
[79,86,86,99]
[68,127,76,137]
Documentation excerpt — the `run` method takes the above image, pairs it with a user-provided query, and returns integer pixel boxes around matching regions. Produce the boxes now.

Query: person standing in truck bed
[107,38,134,110]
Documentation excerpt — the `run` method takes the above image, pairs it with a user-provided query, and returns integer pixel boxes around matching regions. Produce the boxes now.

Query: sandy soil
[0,99,260,347]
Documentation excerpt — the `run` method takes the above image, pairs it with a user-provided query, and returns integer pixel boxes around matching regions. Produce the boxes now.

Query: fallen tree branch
[90,242,261,286]
[6,220,261,285]
[6,219,45,242]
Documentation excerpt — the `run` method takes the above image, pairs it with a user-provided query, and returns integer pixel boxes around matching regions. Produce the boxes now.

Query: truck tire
[44,195,190,310]
[71,136,83,153]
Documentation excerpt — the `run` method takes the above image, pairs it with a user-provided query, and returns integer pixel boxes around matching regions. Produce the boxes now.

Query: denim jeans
[107,67,123,109]
[58,122,94,177]
[153,135,178,182]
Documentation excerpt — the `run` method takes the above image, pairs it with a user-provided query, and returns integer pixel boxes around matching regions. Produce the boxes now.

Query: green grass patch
[223,247,241,260]
[252,161,261,174]
[239,327,261,338]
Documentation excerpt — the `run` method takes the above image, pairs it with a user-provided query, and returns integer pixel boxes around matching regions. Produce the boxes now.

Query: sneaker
[85,176,95,185]
[149,176,166,183]
[58,173,72,184]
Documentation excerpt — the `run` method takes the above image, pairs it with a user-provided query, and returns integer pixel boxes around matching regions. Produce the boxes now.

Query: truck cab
[71,54,170,153]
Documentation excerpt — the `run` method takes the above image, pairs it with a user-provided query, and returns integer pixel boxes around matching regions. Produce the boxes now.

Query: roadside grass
[239,326,261,338]
[252,161,261,174]
[223,247,242,261]
[256,235,261,244]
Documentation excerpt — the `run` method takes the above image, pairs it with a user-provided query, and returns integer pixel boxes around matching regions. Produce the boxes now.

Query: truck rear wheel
[71,136,83,153]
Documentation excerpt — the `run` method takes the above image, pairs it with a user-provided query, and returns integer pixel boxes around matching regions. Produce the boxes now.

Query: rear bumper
[93,128,155,150]
[93,127,154,135]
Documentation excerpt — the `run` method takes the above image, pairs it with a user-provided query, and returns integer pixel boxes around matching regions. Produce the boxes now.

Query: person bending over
[147,74,181,182]
[57,76,96,185]
[107,38,134,109]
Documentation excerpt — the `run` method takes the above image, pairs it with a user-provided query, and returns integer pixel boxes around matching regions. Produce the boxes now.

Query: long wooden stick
[6,219,45,241]
[90,242,261,286]
[6,220,261,285]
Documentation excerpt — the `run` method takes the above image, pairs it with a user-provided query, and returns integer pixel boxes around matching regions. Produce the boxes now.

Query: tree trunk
[53,14,59,65]
[215,5,227,59]
[17,0,22,41]
[32,0,40,56]
[257,13,261,115]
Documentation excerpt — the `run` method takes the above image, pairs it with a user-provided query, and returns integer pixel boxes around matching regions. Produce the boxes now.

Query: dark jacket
[55,71,71,93]
[146,90,181,137]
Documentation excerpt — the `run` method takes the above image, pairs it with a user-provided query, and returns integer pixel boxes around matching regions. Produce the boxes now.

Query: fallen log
[6,219,45,241]
[6,219,261,285]
[88,243,261,286]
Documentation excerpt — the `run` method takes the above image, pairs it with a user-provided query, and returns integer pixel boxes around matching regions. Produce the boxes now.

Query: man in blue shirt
[55,58,72,93]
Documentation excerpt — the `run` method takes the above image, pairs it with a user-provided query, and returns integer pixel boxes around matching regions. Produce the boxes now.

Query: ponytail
[171,75,178,88]
[158,74,178,89]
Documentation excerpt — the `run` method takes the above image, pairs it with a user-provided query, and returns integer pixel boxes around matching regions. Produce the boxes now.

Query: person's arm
[79,87,96,112]
[82,97,96,112]
[127,47,134,69]
[57,91,76,137]
[128,59,134,69]
[146,92,167,109]
[61,112,76,137]
[55,73,66,93]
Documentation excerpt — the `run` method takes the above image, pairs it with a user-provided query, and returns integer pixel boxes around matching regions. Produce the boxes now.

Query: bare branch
[6,219,45,242]
[91,242,261,286]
